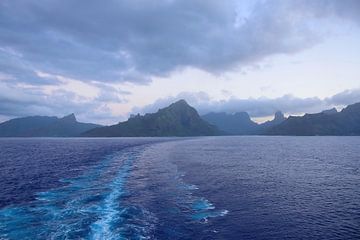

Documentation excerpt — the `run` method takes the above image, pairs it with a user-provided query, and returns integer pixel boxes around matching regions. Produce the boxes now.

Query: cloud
[0,0,359,124]
[292,0,360,25]
[132,91,212,115]
[0,81,125,124]
[0,0,359,85]
[92,82,131,103]
[0,48,58,85]
[326,88,360,105]
[133,89,360,118]
[2,84,360,124]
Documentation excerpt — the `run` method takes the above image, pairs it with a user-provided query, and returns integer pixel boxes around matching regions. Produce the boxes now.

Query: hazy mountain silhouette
[267,102,360,135]
[2,101,360,137]
[201,112,258,135]
[321,108,338,115]
[258,111,286,131]
[0,114,101,137]
[82,100,220,137]
[202,111,286,135]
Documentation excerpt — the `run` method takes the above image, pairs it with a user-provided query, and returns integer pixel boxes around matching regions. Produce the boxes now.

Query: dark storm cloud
[1,0,359,85]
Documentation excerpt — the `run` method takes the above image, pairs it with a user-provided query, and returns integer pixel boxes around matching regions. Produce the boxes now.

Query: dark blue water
[0,137,359,239]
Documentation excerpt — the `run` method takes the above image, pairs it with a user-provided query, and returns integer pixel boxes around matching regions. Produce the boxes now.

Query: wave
[172,171,228,224]
[0,146,150,239]
[0,141,228,239]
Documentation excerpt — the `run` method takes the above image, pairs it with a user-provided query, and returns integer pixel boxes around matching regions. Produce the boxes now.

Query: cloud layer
[133,89,360,119]
[0,80,126,124]
[0,0,359,122]
[1,0,359,85]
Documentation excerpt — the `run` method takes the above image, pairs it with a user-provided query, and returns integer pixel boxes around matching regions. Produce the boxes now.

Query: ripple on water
[174,172,229,224]
[0,147,150,240]
[0,141,230,240]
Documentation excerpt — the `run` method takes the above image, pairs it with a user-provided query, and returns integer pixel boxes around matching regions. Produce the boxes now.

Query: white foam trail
[89,152,136,240]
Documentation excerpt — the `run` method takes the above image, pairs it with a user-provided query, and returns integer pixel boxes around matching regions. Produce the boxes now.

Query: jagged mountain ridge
[82,100,220,137]
[201,111,286,135]
[267,102,360,135]
[201,112,259,135]
[1,101,360,137]
[0,114,101,137]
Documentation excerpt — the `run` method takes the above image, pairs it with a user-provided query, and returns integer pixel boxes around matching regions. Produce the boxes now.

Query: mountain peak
[274,111,285,122]
[321,108,337,115]
[267,101,360,135]
[83,100,220,137]
[162,99,194,114]
[342,102,360,113]
[60,113,77,122]
[201,111,258,135]
[0,113,101,137]
[234,112,251,119]
[170,99,189,107]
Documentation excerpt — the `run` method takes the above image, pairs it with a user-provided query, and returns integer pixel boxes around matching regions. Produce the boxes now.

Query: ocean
[0,137,359,239]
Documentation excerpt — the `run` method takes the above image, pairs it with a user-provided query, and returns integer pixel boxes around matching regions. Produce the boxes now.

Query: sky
[0,0,359,124]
